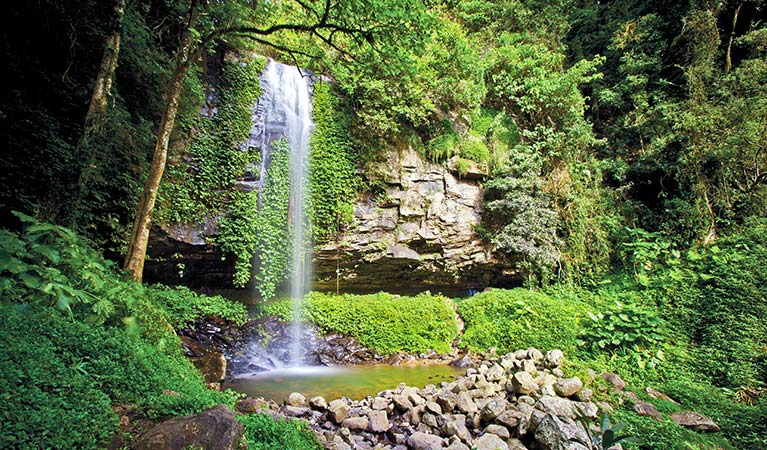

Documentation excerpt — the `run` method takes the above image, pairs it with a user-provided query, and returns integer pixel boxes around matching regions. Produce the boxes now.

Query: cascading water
[235,59,314,372]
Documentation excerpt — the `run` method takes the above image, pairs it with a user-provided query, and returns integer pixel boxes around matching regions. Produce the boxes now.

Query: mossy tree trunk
[123,24,197,282]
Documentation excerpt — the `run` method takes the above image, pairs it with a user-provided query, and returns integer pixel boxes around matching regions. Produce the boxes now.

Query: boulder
[132,405,243,450]
[371,396,390,411]
[544,350,564,369]
[484,424,510,440]
[368,410,390,432]
[286,392,306,406]
[670,412,720,432]
[446,441,470,450]
[474,433,509,450]
[632,401,662,419]
[235,397,265,414]
[329,399,350,423]
[600,373,626,391]
[455,391,478,414]
[645,387,677,403]
[282,405,311,417]
[189,352,226,384]
[553,378,583,397]
[511,372,539,395]
[480,397,508,422]
[443,414,471,443]
[437,391,459,412]
[309,396,328,410]
[408,431,445,450]
[534,414,590,450]
[342,415,369,431]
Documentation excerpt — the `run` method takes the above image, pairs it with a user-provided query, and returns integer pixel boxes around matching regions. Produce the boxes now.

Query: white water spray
[248,59,314,368]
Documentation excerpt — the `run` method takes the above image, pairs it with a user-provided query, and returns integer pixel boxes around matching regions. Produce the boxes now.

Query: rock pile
[275,348,605,450]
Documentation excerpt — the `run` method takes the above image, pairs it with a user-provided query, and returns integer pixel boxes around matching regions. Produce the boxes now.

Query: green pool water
[223,363,465,403]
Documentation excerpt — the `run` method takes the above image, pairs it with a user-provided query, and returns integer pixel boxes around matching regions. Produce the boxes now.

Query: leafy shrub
[578,301,665,353]
[146,284,248,328]
[459,138,490,163]
[257,292,459,354]
[238,413,321,450]
[457,288,586,353]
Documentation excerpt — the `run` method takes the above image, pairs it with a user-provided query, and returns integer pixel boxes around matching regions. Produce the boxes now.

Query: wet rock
[554,377,583,397]
[132,405,243,450]
[368,410,390,432]
[544,350,564,369]
[189,352,226,383]
[286,392,306,406]
[670,412,720,432]
[511,372,539,395]
[600,373,626,391]
[408,431,445,450]
[474,432,509,450]
[534,414,590,450]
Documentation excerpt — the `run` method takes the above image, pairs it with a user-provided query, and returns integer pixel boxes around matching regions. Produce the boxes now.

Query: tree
[123,0,428,281]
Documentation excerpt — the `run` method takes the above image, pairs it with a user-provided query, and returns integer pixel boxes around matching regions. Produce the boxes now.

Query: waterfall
[247,59,314,368]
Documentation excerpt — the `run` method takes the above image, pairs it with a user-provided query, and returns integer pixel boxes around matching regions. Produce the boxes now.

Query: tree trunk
[123,27,197,282]
[725,4,742,73]
[70,0,126,228]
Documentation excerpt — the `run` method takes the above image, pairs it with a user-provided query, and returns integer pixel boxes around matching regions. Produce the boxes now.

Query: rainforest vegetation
[1,0,766,448]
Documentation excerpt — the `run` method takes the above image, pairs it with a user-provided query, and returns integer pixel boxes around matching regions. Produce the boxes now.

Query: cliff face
[313,145,510,294]
[145,145,512,292]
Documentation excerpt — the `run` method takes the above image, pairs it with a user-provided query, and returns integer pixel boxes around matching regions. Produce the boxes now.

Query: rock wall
[314,146,510,294]
[145,145,512,291]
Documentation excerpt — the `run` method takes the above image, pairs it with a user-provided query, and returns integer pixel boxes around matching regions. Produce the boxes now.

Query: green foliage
[258,292,459,355]
[309,82,360,242]
[578,301,666,369]
[146,285,248,328]
[157,56,264,225]
[252,138,291,297]
[457,288,586,354]
[238,413,322,450]
[216,191,260,288]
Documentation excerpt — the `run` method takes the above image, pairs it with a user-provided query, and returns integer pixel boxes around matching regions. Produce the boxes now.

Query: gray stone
[437,391,459,412]
[600,373,626,391]
[286,392,306,406]
[282,405,311,417]
[544,350,564,369]
[368,409,390,432]
[554,377,583,397]
[309,396,327,410]
[407,431,445,450]
[342,415,369,431]
[372,396,390,410]
[426,401,443,415]
[480,397,508,422]
[670,411,720,432]
[132,405,243,450]
[486,364,505,382]
[534,414,590,450]
[527,348,544,362]
[535,396,577,418]
[329,399,351,423]
[393,394,413,411]
[443,414,471,443]
[484,424,510,440]
[474,432,509,450]
[445,441,470,450]
[633,401,662,419]
[325,435,352,450]
[511,372,539,395]
[576,388,593,402]
[521,359,538,374]
[645,387,677,403]
[455,391,478,414]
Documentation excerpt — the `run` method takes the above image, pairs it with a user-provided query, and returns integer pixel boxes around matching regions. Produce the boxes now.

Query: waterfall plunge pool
[223,363,465,403]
